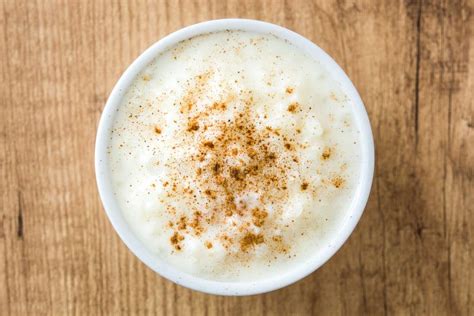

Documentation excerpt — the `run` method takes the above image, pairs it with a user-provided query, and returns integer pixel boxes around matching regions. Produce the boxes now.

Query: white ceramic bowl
[95,19,374,296]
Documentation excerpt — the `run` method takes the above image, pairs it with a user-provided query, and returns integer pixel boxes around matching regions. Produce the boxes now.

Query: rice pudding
[107,30,362,281]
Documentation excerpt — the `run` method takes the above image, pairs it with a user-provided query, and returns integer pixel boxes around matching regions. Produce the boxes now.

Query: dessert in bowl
[95,19,374,295]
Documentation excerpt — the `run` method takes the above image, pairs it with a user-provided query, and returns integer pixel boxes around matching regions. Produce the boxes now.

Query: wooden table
[1,1,473,315]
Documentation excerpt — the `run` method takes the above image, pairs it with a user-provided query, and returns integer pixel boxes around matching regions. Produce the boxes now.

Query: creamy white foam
[108,31,362,281]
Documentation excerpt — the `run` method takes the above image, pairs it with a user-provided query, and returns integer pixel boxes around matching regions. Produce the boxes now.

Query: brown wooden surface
[1,0,473,315]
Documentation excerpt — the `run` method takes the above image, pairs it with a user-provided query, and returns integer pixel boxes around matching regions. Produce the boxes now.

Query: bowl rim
[95,18,374,296]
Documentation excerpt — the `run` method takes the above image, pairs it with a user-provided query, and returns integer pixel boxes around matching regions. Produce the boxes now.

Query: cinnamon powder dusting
[300,182,309,191]
[321,147,332,160]
[187,120,199,132]
[287,102,300,113]
[160,75,305,257]
[252,208,268,227]
[240,233,264,251]
[170,232,184,251]
[331,176,345,188]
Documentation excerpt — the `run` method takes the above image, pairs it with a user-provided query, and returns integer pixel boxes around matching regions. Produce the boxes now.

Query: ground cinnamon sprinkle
[177,216,187,230]
[331,176,344,188]
[203,141,214,149]
[189,211,204,235]
[154,126,162,134]
[321,147,332,160]
[211,102,227,111]
[301,182,309,191]
[170,232,184,251]
[204,189,217,199]
[163,71,304,255]
[287,102,299,113]
[186,101,194,111]
[240,233,264,251]
[286,87,294,94]
[272,235,282,242]
[187,120,199,132]
[252,208,268,227]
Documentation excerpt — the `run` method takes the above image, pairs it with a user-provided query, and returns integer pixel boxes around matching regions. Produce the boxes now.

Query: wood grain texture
[1,0,473,315]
